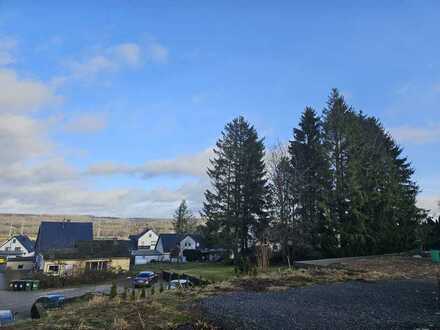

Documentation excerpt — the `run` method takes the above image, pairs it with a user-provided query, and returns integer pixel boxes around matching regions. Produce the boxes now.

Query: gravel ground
[200,280,440,329]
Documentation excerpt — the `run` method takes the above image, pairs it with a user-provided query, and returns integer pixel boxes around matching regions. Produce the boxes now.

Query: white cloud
[147,42,168,64]
[57,41,168,84]
[63,113,107,134]
[389,125,440,144]
[0,69,59,113]
[87,148,213,178]
[417,195,439,217]
[112,43,141,66]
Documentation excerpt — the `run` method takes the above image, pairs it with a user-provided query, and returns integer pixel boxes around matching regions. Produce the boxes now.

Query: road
[0,283,112,319]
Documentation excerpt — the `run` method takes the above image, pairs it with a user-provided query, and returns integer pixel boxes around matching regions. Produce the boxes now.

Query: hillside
[0,213,179,242]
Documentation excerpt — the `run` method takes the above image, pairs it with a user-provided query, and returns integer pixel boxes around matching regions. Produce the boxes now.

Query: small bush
[159,282,164,293]
[130,289,136,301]
[151,285,155,295]
[140,287,146,299]
[110,282,117,299]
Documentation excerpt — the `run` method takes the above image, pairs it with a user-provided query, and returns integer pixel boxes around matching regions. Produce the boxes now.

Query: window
[48,265,59,272]
[15,247,21,252]
[17,264,23,269]
[12,239,16,243]
[5,247,10,251]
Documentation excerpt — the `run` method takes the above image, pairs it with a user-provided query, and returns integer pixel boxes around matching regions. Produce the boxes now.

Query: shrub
[140,287,146,299]
[130,289,136,301]
[110,282,117,299]
[159,283,164,293]
[151,285,155,295]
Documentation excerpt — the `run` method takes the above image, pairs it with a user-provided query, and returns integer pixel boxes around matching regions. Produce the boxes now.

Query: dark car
[31,294,65,319]
[132,271,157,288]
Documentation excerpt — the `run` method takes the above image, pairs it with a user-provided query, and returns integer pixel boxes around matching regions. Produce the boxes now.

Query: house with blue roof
[34,220,94,271]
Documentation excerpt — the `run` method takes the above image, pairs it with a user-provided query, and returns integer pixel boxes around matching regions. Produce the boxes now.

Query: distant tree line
[201,89,426,262]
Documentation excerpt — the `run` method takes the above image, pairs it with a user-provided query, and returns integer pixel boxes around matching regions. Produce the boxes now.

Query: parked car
[31,294,65,319]
[132,271,157,288]
[168,279,192,290]
[34,294,65,309]
[0,310,15,327]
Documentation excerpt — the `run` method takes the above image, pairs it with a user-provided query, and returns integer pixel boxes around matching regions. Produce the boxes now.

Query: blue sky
[0,1,438,217]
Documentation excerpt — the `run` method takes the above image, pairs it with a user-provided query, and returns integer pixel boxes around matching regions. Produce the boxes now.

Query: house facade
[179,234,205,251]
[129,229,158,250]
[152,233,206,263]
[40,240,131,275]
[34,221,94,271]
[6,256,34,271]
[0,235,34,257]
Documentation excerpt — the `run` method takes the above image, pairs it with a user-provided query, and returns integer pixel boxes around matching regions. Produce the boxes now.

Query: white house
[179,234,205,251]
[129,229,158,250]
[0,235,35,257]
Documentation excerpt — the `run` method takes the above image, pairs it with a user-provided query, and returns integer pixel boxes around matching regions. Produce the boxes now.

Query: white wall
[137,230,158,249]
[179,236,198,251]
[0,237,33,257]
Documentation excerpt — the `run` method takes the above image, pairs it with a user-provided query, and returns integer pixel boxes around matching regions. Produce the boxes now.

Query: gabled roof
[0,234,34,253]
[156,233,185,253]
[44,239,131,260]
[15,235,35,252]
[35,221,93,253]
[129,228,155,241]
[184,234,206,249]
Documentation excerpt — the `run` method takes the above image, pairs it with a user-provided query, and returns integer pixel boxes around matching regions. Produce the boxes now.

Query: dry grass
[214,267,391,292]
[328,255,439,279]
[13,291,206,330]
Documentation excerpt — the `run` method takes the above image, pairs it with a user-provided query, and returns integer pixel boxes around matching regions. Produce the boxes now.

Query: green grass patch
[134,262,235,282]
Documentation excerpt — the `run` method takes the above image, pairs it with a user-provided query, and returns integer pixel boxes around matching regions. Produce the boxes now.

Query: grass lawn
[134,262,235,282]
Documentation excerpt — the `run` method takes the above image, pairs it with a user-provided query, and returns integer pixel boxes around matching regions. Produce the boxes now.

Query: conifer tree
[289,107,331,256]
[203,116,270,260]
[172,200,196,234]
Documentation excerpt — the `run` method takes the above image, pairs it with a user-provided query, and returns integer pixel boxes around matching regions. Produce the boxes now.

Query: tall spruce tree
[289,107,331,257]
[203,116,270,259]
[321,89,422,256]
[172,200,195,234]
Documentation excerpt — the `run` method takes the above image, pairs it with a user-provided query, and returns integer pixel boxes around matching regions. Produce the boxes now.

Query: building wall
[43,257,130,274]
[180,236,198,251]
[0,237,33,257]
[137,230,158,249]
[156,238,164,253]
[6,260,34,271]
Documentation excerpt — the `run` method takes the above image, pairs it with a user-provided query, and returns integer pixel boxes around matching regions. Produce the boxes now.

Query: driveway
[0,283,112,319]
[200,279,440,329]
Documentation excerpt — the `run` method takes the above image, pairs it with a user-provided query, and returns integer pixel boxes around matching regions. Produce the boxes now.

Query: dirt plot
[200,279,440,329]
[329,255,439,279]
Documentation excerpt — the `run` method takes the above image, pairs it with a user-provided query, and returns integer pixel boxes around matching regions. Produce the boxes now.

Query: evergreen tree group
[203,90,424,260]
